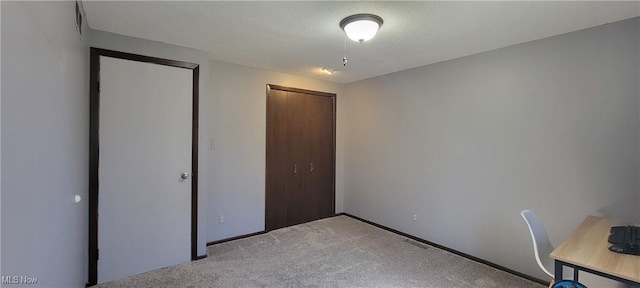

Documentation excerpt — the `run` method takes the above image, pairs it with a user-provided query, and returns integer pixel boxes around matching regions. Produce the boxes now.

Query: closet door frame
[265,84,336,231]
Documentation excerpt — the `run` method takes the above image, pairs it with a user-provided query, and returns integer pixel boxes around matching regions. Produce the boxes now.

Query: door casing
[87,48,200,286]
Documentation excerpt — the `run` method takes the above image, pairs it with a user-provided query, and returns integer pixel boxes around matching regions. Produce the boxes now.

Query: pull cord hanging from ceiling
[343,35,348,66]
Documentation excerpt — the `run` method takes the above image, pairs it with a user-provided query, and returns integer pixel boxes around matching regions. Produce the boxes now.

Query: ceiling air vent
[75,1,83,40]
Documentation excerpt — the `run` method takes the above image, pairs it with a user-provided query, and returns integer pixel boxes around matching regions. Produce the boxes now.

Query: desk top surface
[550,215,639,283]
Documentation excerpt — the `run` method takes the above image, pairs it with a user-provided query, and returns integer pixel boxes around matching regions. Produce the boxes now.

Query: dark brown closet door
[306,95,335,220]
[265,88,289,231]
[265,85,335,231]
[286,91,311,226]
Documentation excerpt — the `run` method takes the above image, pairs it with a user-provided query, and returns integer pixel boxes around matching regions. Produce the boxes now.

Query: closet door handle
[310,162,314,173]
[293,163,298,174]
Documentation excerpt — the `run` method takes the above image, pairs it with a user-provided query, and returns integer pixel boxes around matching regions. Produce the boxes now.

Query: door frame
[88,48,199,286]
[265,84,336,231]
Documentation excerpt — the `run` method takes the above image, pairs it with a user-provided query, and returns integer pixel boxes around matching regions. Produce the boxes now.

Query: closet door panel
[306,95,334,219]
[286,91,312,225]
[265,88,289,231]
[315,96,336,218]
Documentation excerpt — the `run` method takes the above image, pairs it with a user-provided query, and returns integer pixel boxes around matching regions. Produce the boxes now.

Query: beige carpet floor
[95,215,545,288]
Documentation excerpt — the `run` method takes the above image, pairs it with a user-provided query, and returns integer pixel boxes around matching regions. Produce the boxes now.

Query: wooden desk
[550,216,639,286]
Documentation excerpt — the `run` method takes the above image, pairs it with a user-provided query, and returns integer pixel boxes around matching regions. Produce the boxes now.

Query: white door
[98,56,192,284]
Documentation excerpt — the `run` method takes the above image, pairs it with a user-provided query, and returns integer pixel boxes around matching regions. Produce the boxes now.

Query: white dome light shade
[344,20,379,42]
[340,14,383,43]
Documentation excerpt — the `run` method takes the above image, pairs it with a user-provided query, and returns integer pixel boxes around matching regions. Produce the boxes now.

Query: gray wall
[1,1,89,287]
[88,29,211,257]
[208,61,345,241]
[342,17,640,280]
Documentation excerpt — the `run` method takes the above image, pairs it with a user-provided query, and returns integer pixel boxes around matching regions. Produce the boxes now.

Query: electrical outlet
[210,139,217,150]
[412,213,418,222]
[218,214,224,224]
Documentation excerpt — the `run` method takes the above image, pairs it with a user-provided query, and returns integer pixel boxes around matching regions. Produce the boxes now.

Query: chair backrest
[520,209,555,278]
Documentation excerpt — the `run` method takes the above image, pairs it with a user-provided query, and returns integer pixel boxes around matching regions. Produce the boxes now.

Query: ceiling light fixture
[322,68,336,75]
[340,14,383,43]
[339,14,383,66]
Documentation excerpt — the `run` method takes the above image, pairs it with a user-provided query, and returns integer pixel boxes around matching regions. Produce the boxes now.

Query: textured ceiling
[83,1,639,84]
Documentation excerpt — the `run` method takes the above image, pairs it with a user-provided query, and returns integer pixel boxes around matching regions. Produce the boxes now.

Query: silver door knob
[181,172,190,179]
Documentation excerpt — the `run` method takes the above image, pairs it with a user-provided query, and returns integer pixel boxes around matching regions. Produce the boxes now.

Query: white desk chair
[520,210,628,288]
[521,209,557,287]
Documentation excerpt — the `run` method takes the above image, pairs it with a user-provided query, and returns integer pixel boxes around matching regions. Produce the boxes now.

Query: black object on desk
[608,225,640,256]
